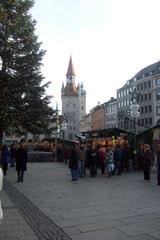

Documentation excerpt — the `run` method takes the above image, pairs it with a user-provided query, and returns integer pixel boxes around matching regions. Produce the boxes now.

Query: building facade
[104,97,117,129]
[134,61,160,132]
[61,57,86,140]
[117,78,136,131]
[91,104,105,130]
[117,61,160,133]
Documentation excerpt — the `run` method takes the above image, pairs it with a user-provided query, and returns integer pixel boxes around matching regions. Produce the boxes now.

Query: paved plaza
[0,162,160,240]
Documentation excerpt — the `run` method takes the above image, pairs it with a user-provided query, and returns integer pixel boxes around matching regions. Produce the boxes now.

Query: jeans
[78,160,85,177]
[71,168,79,180]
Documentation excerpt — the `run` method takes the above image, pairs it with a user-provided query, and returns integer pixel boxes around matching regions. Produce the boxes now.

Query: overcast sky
[31,0,160,113]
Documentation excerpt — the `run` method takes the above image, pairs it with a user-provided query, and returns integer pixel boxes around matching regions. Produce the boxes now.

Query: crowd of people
[0,142,28,182]
[61,142,160,185]
[0,140,160,186]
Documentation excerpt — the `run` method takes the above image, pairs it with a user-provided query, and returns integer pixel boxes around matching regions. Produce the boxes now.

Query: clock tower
[61,56,86,140]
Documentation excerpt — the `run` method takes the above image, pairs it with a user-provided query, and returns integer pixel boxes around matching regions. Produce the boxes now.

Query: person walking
[1,145,10,176]
[142,144,153,182]
[15,143,28,182]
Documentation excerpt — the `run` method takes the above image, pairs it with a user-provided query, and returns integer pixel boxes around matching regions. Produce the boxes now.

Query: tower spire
[66,56,76,77]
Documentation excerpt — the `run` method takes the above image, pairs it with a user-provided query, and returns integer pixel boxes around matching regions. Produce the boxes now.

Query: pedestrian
[154,145,160,185]
[99,145,106,174]
[15,143,28,182]
[114,145,122,175]
[69,143,79,181]
[88,145,97,177]
[0,145,10,176]
[63,146,69,164]
[10,144,16,167]
[106,146,115,177]
[142,144,153,183]
[78,145,86,177]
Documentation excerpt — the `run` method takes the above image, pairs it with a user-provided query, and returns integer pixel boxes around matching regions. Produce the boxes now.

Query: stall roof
[82,127,134,138]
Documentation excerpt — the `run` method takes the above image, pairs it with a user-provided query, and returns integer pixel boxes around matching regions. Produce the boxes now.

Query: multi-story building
[61,57,86,140]
[91,104,105,130]
[117,60,160,133]
[117,78,136,131]
[134,61,160,132]
[104,97,117,129]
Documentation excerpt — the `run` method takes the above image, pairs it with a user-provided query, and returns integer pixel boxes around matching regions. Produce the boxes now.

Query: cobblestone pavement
[1,163,160,240]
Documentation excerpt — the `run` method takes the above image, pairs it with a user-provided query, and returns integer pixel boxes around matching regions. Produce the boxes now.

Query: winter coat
[15,148,28,171]
[1,148,10,164]
[69,147,78,169]
[142,149,153,171]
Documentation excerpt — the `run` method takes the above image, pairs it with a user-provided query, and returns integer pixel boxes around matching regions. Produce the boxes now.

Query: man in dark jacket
[142,144,153,182]
[15,143,28,182]
[69,144,79,181]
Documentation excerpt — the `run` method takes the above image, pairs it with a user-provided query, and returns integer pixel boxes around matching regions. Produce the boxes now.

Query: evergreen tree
[0,0,53,143]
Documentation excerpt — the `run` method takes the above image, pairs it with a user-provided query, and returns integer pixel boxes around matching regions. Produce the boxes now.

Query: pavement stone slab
[0,163,160,240]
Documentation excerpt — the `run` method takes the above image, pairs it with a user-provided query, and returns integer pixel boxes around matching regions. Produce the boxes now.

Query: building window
[156,106,160,115]
[149,105,152,112]
[73,104,76,108]
[137,85,140,91]
[145,94,147,101]
[141,107,144,114]
[141,95,143,102]
[145,118,148,126]
[144,82,147,89]
[140,83,143,90]
[148,93,151,100]
[155,79,160,86]
[141,119,144,126]
[81,106,83,110]
[118,92,120,98]
[149,118,152,126]
[145,106,148,113]
[156,91,160,101]
[148,81,151,88]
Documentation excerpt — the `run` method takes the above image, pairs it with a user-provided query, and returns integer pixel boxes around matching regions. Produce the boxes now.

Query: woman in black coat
[15,143,28,182]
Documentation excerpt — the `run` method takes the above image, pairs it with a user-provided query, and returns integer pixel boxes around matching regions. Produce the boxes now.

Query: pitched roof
[64,85,78,96]
[66,56,76,76]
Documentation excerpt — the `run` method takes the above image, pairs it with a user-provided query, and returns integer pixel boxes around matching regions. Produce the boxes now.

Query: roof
[63,85,78,96]
[134,61,160,80]
[66,56,76,76]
